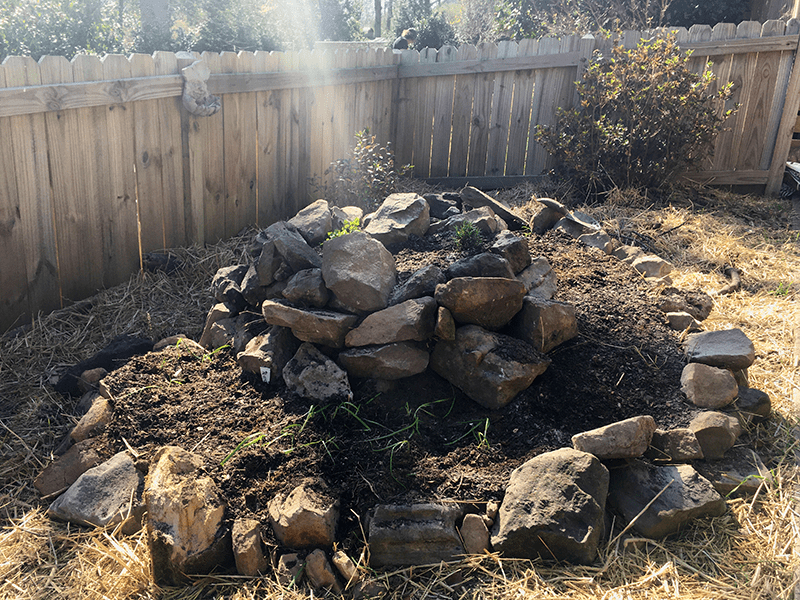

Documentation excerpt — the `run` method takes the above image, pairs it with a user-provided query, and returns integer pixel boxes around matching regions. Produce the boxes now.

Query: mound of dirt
[96,228,696,553]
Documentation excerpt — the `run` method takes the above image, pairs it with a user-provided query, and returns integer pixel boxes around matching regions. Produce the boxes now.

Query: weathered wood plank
[255,51,282,227]
[199,52,226,243]
[176,51,204,243]
[100,54,140,286]
[412,47,438,178]
[429,45,457,178]
[294,49,313,210]
[448,44,478,177]
[394,50,419,173]
[681,169,769,184]
[486,41,518,177]
[762,20,800,171]
[505,38,538,176]
[767,20,800,194]
[467,43,499,177]
[527,37,564,175]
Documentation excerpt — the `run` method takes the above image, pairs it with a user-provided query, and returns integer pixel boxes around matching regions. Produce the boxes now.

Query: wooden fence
[2,19,800,332]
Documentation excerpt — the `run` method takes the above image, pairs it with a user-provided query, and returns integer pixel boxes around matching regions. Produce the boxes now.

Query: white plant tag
[260,367,271,383]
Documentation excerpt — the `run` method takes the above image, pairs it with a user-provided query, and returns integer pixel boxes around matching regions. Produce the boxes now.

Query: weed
[445,418,491,449]
[202,344,230,362]
[769,282,792,297]
[326,218,361,242]
[454,220,482,251]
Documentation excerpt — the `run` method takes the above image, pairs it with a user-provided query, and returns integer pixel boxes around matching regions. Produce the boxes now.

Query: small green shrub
[313,129,412,210]
[326,218,361,241]
[535,34,736,191]
[454,220,482,251]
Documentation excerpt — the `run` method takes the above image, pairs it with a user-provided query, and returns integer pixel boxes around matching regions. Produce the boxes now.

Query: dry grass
[0,184,798,599]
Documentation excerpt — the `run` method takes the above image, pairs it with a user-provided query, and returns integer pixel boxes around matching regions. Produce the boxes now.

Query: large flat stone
[262,300,358,348]
[435,277,526,330]
[345,297,437,347]
[684,329,756,370]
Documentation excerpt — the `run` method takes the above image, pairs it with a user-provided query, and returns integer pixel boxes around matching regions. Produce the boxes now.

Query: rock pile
[37,188,774,591]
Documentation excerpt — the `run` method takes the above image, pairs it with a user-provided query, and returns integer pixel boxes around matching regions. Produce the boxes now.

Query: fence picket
[255,51,282,227]
[727,22,764,169]
[761,19,800,170]
[413,47,438,177]
[506,39,538,176]
[527,37,562,175]
[448,44,478,177]
[199,52,226,242]
[394,50,419,172]
[430,45,457,178]
[468,43,499,176]
[486,41,518,176]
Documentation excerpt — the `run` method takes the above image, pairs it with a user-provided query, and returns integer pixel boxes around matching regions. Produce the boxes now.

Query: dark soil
[96,228,698,553]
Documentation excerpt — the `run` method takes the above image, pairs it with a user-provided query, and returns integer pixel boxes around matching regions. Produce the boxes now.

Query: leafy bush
[535,34,736,190]
[392,0,457,49]
[454,221,483,251]
[314,129,412,210]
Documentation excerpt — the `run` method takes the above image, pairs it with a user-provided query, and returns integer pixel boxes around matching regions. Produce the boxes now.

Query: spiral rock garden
[35,188,774,593]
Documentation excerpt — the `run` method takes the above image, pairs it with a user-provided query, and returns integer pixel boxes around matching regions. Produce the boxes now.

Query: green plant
[454,220,482,251]
[326,218,361,241]
[535,33,736,191]
[313,129,412,210]
[769,282,792,297]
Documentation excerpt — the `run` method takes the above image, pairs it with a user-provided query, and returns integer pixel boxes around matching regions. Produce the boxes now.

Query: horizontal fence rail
[2,19,800,332]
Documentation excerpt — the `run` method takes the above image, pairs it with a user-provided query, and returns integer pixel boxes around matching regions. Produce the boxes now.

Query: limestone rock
[645,428,704,463]
[430,325,551,410]
[206,317,237,351]
[680,363,738,409]
[77,367,107,393]
[684,329,756,371]
[389,265,446,305]
[427,207,499,236]
[153,335,205,354]
[262,300,358,348]
[144,446,232,585]
[363,193,430,245]
[631,255,674,279]
[35,439,102,498]
[232,518,268,576]
[345,297,437,347]
[435,277,526,330]
[199,302,236,349]
[338,342,429,380]
[47,451,143,528]
[288,199,333,245]
[607,461,726,539]
[268,481,339,549]
[460,513,490,555]
[571,415,656,460]
[305,549,343,593]
[510,296,578,353]
[282,268,330,308]
[236,326,300,379]
[446,252,515,279]
[70,396,112,443]
[332,550,362,587]
[368,504,464,567]
[322,231,397,313]
[517,257,557,300]
[689,411,742,460]
[490,231,531,274]
[492,448,609,564]
[283,343,352,403]
[435,306,456,340]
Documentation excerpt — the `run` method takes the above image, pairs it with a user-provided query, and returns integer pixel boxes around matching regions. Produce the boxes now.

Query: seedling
[326,218,361,241]
[454,220,482,251]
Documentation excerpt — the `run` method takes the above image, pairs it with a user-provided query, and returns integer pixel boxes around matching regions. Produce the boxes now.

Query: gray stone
[35,439,102,498]
[665,311,701,331]
[680,363,738,409]
[345,297,437,347]
[460,186,527,230]
[517,257,557,300]
[693,446,772,496]
[199,302,235,349]
[306,549,343,592]
[363,193,430,245]
[491,448,609,564]
[607,461,726,539]
[332,550,361,587]
[262,300,358,348]
[322,231,397,313]
[571,415,656,460]
[268,481,339,549]
[282,268,330,308]
[731,387,771,423]
[460,513,490,555]
[656,289,713,321]
[206,317,237,351]
[255,238,284,286]
[446,252,515,279]
[510,296,578,353]
[689,411,742,460]
[530,205,563,234]
[330,205,364,230]
[47,451,143,528]
[490,231,531,274]
[427,207,499,236]
[684,329,756,371]
[631,255,674,279]
[435,306,456,340]
[145,446,232,585]
[390,265,446,305]
[211,265,248,308]
[232,518,268,576]
[645,428,704,463]
[276,553,302,586]
[435,277,526,330]
[240,264,268,307]
[70,396,112,443]
[283,343,352,403]
[266,221,322,272]
[288,199,333,245]
[237,326,300,379]
[578,231,614,254]
[612,244,644,264]
[423,193,459,220]
[338,342,429,380]
[553,216,588,238]
[430,325,551,410]
[368,504,464,567]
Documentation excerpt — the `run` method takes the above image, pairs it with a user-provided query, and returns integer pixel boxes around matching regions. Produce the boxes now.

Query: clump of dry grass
[0,184,798,600]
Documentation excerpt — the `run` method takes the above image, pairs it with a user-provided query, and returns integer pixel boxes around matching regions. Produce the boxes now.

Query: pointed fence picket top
[1,22,799,330]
